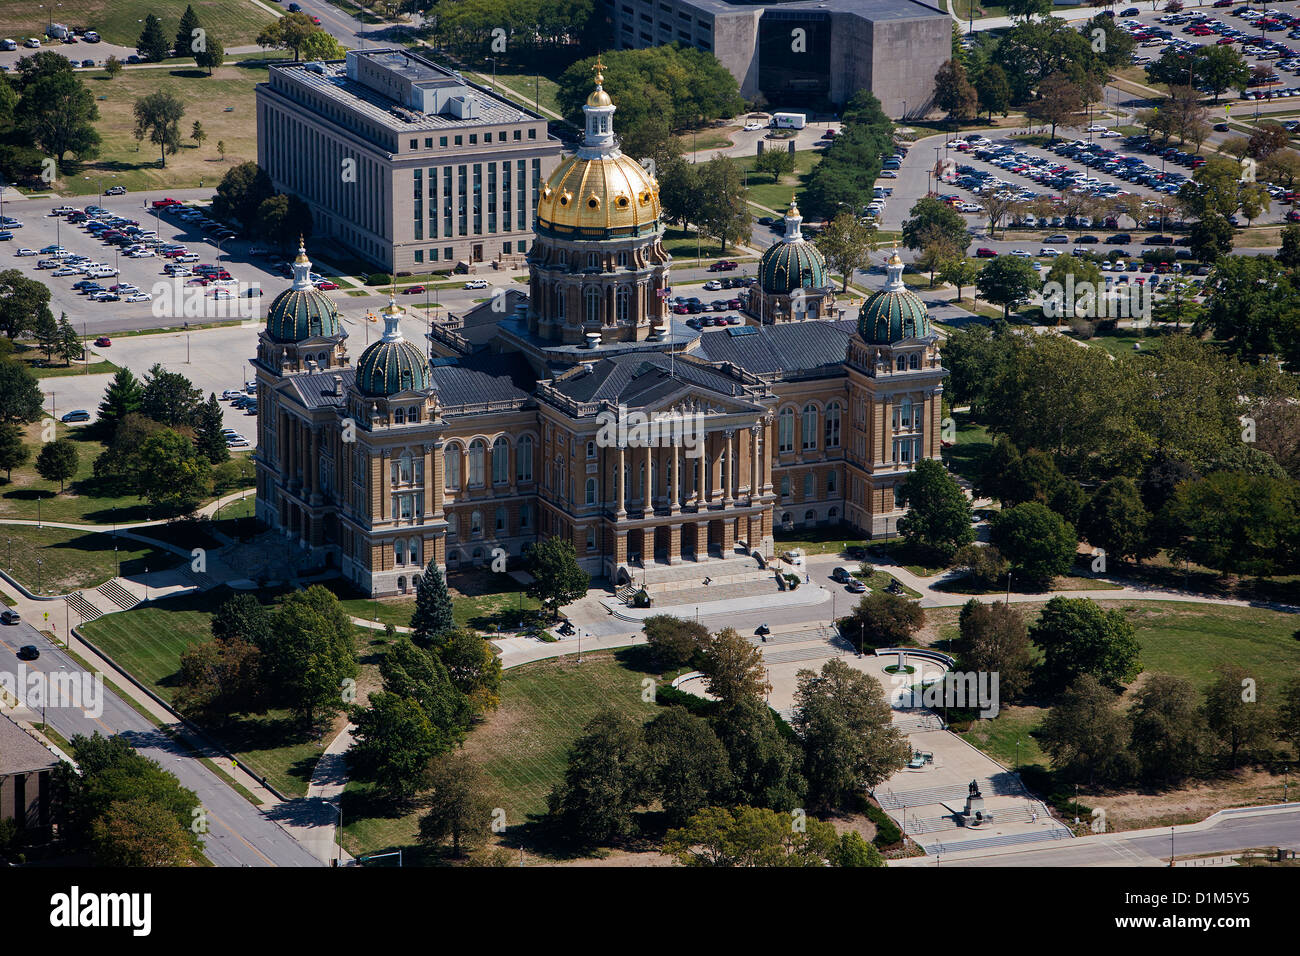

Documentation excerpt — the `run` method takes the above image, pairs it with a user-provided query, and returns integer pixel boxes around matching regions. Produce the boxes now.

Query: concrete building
[602,0,950,117]
[254,77,947,595]
[256,48,563,274]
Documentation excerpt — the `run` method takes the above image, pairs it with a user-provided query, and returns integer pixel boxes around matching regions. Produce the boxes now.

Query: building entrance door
[472,243,483,262]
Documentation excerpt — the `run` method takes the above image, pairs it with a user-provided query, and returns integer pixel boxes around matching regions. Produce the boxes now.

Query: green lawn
[959,706,1049,770]
[3,0,278,47]
[64,56,279,195]
[773,522,863,557]
[946,412,991,487]
[2,524,178,594]
[342,648,659,857]
[79,586,385,797]
[1073,329,1165,357]
[735,149,824,214]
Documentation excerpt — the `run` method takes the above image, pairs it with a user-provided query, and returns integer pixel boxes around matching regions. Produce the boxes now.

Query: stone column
[724,429,735,507]
[616,446,626,517]
[380,451,391,520]
[668,524,681,564]
[643,443,652,511]
[750,425,761,502]
[722,516,735,553]
[615,530,628,566]
[670,443,681,514]
[698,519,711,561]
[764,420,775,493]
[461,446,470,493]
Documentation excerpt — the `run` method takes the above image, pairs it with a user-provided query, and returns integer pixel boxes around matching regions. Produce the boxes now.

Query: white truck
[771,112,807,130]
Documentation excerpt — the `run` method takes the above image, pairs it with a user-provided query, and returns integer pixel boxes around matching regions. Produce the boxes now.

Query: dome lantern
[583,57,616,151]
[354,294,431,397]
[857,245,933,344]
[264,239,343,343]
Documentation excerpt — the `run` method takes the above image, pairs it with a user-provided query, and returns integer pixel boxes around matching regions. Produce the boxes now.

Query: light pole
[36,557,42,595]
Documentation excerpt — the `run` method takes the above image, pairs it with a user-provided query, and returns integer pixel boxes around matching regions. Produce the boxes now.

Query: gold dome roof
[537,153,661,235]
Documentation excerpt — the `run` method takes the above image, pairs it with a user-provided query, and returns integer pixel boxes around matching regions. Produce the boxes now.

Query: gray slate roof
[429,364,531,409]
[290,368,355,409]
[550,352,749,407]
[695,319,855,376]
[0,715,59,776]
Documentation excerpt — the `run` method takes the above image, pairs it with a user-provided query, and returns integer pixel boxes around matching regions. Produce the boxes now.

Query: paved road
[893,804,1300,866]
[0,620,323,867]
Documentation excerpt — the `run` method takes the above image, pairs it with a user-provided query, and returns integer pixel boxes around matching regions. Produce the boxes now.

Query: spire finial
[594,56,605,86]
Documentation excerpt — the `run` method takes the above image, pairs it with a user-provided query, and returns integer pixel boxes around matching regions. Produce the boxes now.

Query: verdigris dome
[758,198,828,295]
[266,238,341,342]
[858,249,931,344]
[354,296,430,396]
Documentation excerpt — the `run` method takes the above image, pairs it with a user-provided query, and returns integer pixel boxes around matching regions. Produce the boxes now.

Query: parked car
[464,278,489,290]
[831,567,852,583]
[403,284,426,294]
[2,611,22,626]
[60,409,91,423]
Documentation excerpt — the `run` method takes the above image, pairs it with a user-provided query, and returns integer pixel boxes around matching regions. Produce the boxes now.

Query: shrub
[864,803,903,848]
[366,273,392,286]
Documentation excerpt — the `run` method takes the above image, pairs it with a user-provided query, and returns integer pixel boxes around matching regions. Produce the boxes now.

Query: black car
[16,644,38,660]
[1106,234,1132,245]
[2,610,21,625]
[831,567,852,584]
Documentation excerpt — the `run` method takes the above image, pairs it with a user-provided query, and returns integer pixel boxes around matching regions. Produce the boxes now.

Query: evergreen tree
[0,423,28,480]
[96,367,144,438]
[176,5,202,59]
[33,309,59,361]
[56,313,81,366]
[137,14,172,63]
[410,563,454,644]
[195,393,229,464]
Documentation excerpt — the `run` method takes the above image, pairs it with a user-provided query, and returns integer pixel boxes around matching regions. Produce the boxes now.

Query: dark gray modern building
[602,0,950,117]
[256,49,563,274]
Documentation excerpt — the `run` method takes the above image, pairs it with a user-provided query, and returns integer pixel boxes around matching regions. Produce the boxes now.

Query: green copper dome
[858,250,932,344]
[758,198,828,295]
[354,297,431,397]
[265,240,341,343]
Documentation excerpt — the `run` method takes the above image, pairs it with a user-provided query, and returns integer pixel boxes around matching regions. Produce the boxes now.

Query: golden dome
[537,153,661,236]
[588,87,613,107]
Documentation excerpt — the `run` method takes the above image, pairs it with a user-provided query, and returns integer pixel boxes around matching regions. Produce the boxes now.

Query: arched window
[586,440,596,459]
[585,286,601,324]
[828,506,839,519]
[804,510,816,523]
[896,355,907,371]
[556,287,567,321]
[471,510,483,536]
[616,287,629,323]
[398,453,412,484]
[447,514,458,539]
[409,537,420,566]
[492,437,509,485]
[395,539,405,565]
[517,435,534,482]
[443,445,460,491]
[495,506,506,532]
[910,353,920,369]
[778,407,795,453]
[469,439,486,487]
[802,404,818,450]
[585,477,597,505]
[394,407,405,425]
[397,576,407,593]
[825,402,841,449]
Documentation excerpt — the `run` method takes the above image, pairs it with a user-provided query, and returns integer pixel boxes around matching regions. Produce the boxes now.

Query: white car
[879,169,898,179]
[24,38,41,49]
[51,267,78,277]
[127,249,155,258]
[221,390,245,401]
[1100,129,1123,138]
[1038,247,1062,257]
[14,248,36,256]
[743,122,764,131]
[124,291,152,302]
[703,280,722,290]
[464,279,489,290]
[226,437,250,448]
[1010,249,1031,258]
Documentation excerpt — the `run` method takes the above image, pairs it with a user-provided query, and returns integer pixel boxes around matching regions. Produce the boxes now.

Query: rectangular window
[503,241,512,255]
[445,246,453,260]
[409,139,417,150]
[780,474,790,498]
[443,166,453,237]
[454,135,463,146]
[513,129,521,141]
[412,169,422,241]
[484,132,492,143]
[473,163,482,233]
[440,136,448,147]
[469,134,477,145]
[415,250,423,263]
[424,137,433,148]
[428,165,438,239]
[518,159,527,231]
[804,472,815,500]
[458,165,468,235]
[487,162,497,233]
[528,128,536,140]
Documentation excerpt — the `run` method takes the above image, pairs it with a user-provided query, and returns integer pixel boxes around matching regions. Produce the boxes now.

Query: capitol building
[252,69,947,595]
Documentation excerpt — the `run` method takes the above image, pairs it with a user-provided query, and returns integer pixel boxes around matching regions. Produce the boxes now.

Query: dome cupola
[265,237,342,343]
[354,295,431,396]
[757,196,828,296]
[857,246,932,344]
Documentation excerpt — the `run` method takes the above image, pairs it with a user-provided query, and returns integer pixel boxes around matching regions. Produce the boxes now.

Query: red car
[975,247,997,258]
[94,336,112,347]
[1286,211,1300,222]
[403,284,426,294]
[151,198,180,208]
[310,15,322,24]
[1217,37,1237,44]
[708,260,738,272]
[315,280,339,290]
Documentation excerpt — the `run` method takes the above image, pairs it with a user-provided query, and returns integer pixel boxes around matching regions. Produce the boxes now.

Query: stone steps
[97,580,140,611]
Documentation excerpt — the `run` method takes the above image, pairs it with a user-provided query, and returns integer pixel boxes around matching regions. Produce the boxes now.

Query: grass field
[4,1,278,48]
[1,524,178,593]
[325,569,542,632]
[63,56,279,195]
[944,412,991,486]
[79,586,387,796]
[735,149,823,214]
[960,705,1049,770]
[342,648,658,857]
[1073,329,1165,357]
